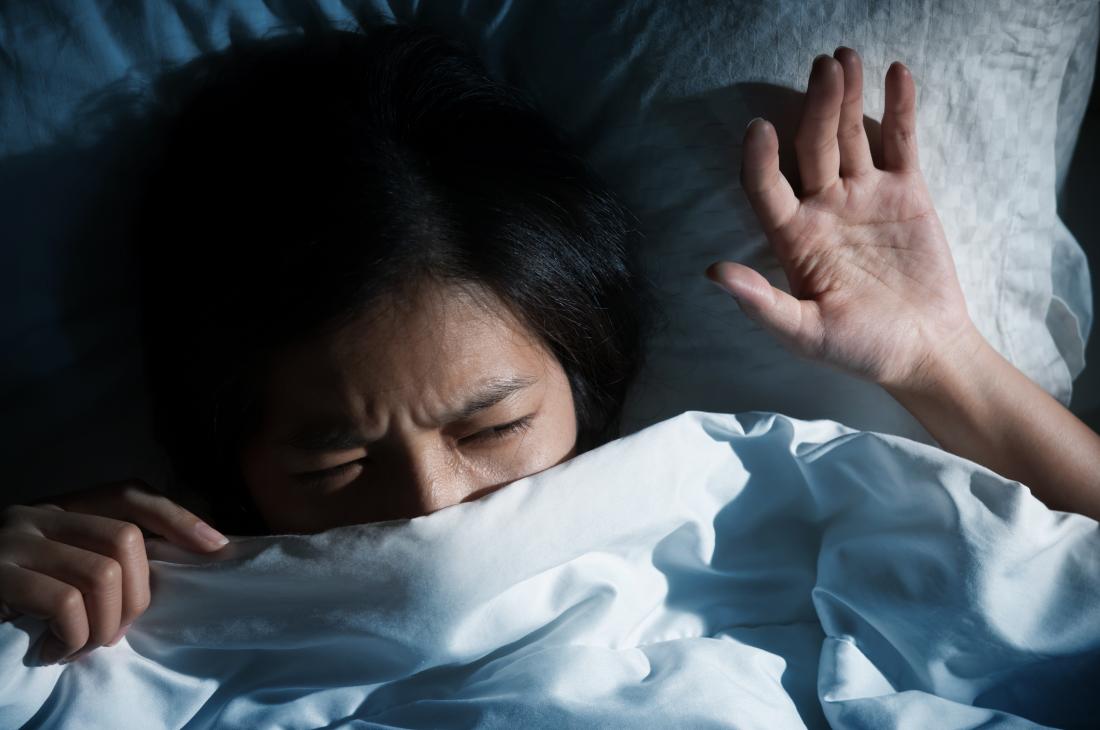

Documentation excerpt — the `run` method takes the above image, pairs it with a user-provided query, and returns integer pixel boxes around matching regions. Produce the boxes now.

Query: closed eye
[293,415,535,487]
[295,459,365,488]
[459,415,534,445]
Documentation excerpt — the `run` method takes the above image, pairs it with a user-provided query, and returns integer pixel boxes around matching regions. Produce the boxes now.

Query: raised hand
[708,48,979,391]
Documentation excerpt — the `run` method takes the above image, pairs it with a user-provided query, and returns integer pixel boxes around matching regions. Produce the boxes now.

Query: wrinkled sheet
[1,411,1098,729]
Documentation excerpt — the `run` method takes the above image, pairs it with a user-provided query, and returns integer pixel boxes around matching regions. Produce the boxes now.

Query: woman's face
[239,280,578,534]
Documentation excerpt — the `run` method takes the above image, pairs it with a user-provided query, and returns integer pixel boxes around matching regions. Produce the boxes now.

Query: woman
[1,23,1097,667]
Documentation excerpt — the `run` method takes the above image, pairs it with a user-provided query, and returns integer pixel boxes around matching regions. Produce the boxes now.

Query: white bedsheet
[1,411,1097,729]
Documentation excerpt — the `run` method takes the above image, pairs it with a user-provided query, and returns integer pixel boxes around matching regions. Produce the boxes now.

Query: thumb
[706,261,825,356]
[55,481,231,552]
[123,489,230,552]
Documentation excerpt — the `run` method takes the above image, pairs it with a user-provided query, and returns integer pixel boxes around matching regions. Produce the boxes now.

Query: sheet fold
[1,411,1097,729]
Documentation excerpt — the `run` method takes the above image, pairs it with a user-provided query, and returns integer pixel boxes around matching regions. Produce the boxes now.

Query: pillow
[564,0,1099,440]
[0,0,1096,505]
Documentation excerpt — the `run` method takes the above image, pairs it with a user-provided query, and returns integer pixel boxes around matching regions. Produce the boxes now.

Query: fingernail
[745,116,765,132]
[707,276,739,301]
[106,623,132,647]
[193,521,229,548]
[811,54,834,79]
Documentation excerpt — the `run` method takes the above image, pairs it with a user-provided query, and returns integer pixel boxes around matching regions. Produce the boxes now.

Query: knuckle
[122,579,152,624]
[131,594,152,616]
[89,557,123,589]
[156,496,194,527]
[796,133,836,156]
[837,120,864,141]
[892,126,916,145]
[111,523,145,553]
[742,180,766,198]
[793,127,820,151]
[740,167,771,196]
[150,492,183,513]
[117,479,153,501]
[56,587,85,616]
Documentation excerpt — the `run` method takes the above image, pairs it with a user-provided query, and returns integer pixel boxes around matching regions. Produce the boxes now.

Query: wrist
[882,321,995,403]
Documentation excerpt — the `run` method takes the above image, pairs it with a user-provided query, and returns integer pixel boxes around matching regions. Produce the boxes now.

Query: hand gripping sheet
[1,412,1097,729]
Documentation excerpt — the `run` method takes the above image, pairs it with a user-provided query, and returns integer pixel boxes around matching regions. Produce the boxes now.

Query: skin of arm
[707,47,1100,521]
[885,321,1100,520]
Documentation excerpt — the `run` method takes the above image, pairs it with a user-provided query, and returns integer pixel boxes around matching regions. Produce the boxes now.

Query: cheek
[480,388,577,485]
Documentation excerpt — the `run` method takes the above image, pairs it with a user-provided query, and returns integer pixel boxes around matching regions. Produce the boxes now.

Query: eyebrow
[279,375,538,452]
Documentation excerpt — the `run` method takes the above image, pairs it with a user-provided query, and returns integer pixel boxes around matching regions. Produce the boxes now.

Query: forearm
[884,325,1100,521]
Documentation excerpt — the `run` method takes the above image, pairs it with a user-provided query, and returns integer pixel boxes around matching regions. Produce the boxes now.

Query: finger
[0,561,90,664]
[740,118,799,237]
[7,505,150,630]
[706,261,825,357]
[795,54,844,195]
[119,484,230,551]
[833,47,875,177]
[882,61,919,171]
[2,529,124,655]
[58,480,229,552]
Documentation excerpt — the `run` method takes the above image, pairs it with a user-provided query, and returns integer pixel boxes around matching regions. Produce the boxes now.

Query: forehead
[259,281,552,421]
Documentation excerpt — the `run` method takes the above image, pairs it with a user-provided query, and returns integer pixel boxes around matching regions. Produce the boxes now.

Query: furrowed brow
[445,375,537,423]
[280,423,369,452]
[278,376,537,452]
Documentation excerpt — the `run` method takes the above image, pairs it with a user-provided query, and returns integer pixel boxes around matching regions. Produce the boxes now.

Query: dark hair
[135,23,647,534]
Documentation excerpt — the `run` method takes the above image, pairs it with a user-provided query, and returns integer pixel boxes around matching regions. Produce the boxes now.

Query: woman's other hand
[712,48,1100,521]
[0,480,229,665]
[708,48,981,392]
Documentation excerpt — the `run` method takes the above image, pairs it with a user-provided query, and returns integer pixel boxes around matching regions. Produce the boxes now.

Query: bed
[1,1,1098,728]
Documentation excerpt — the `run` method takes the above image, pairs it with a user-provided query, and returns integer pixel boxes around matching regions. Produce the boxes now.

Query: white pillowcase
[507,0,1098,441]
[0,0,1096,504]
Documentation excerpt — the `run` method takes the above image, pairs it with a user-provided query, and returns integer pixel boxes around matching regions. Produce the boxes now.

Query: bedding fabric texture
[1,411,1098,729]
[0,0,1098,506]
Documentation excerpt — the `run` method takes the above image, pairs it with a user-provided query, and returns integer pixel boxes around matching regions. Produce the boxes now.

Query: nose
[460,482,509,503]
[392,447,488,517]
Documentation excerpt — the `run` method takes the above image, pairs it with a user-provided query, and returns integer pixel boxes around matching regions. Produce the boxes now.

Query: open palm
[708,48,975,390]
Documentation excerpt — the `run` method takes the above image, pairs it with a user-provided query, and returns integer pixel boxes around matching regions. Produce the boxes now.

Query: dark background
[1065,50,1100,433]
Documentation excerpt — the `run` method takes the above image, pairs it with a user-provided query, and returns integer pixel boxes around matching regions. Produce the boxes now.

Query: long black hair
[134,22,648,535]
